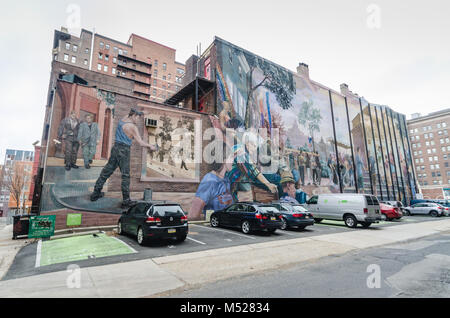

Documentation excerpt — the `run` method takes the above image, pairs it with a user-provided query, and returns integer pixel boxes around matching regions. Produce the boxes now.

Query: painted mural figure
[188,143,235,220]
[279,170,300,204]
[78,114,101,169]
[90,108,158,208]
[57,110,80,171]
[226,133,278,202]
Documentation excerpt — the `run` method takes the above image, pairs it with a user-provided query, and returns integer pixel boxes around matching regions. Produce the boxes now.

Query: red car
[380,203,403,221]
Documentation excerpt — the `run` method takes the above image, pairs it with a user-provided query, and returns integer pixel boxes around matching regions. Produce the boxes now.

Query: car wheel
[176,234,187,242]
[430,210,438,217]
[241,220,251,234]
[137,227,147,246]
[118,221,123,235]
[280,218,288,230]
[361,222,372,228]
[404,210,411,216]
[210,215,220,228]
[344,215,357,228]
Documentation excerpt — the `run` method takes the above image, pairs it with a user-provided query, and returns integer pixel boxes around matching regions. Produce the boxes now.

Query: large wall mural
[194,37,417,214]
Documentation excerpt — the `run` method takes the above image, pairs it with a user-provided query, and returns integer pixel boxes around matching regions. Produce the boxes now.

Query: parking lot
[2,215,446,281]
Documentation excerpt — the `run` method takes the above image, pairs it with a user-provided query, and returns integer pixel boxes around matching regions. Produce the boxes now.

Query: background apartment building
[0,149,35,217]
[407,108,450,200]
[51,27,185,101]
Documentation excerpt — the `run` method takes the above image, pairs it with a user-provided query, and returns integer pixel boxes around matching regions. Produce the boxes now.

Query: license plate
[168,229,176,234]
[271,217,276,221]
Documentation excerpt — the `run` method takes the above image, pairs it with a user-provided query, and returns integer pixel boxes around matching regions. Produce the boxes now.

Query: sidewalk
[0,218,449,298]
[0,224,30,280]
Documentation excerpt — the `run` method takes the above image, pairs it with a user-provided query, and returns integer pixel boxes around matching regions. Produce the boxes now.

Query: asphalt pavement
[166,232,450,298]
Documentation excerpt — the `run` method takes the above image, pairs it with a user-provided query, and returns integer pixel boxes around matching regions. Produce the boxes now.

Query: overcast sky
[1,0,449,162]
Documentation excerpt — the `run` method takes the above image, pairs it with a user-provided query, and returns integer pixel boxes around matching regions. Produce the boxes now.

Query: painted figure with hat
[279,170,300,204]
[90,108,158,208]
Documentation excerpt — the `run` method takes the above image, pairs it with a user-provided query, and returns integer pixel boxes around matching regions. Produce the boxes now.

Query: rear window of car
[365,196,379,205]
[291,205,307,212]
[259,206,279,213]
[152,205,184,217]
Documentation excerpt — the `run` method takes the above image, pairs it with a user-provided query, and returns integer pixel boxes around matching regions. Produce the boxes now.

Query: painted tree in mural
[240,50,296,129]
[298,100,322,151]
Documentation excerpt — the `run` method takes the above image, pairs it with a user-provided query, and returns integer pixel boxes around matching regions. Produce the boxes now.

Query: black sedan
[210,202,283,234]
[271,202,314,230]
[118,201,188,245]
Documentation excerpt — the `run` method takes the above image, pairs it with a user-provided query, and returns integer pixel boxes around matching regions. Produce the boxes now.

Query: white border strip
[35,240,42,268]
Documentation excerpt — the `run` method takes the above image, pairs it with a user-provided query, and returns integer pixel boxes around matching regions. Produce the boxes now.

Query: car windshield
[259,206,279,213]
[153,205,184,217]
[291,205,307,212]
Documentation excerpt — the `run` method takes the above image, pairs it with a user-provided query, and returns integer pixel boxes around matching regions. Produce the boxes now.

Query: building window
[112,67,116,75]
[105,44,110,50]
[163,63,167,70]
[64,54,69,61]
[104,65,108,72]
[73,45,78,52]
[84,59,88,66]
[154,70,158,77]
[123,50,128,55]
[177,68,184,75]
[105,55,109,62]
[153,79,157,85]
[97,63,102,71]
[119,49,123,55]
[154,60,158,67]
[71,56,77,63]
[65,42,70,50]
[113,57,117,64]
[99,42,104,49]
[85,48,89,54]
[99,53,103,60]
[114,46,118,52]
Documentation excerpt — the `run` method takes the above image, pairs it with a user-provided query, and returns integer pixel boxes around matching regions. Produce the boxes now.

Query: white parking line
[191,224,256,240]
[187,237,206,245]
[278,230,297,236]
[35,240,42,268]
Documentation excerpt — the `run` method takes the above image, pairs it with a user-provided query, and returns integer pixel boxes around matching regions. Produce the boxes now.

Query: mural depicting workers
[279,170,300,204]
[189,142,235,220]
[226,132,278,202]
[78,114,101,169]
[90,108,158,208]
[57,110,80,171]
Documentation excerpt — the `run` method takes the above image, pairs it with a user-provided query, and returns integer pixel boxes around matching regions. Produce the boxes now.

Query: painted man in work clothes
[90,108,158,208]
[78,114,101,169]
[57,110,80,171]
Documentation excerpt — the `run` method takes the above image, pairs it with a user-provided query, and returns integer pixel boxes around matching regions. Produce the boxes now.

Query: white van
[306,193,382,228]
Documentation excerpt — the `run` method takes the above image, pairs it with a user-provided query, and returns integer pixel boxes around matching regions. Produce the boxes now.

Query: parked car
[438,204,450,216]
[306,193,382,228]
[118,201,188,245]
[403,202,445,217]
[379,203,402,221]
[382,200,405,213]
[210,202,283,234]
[271,202,314,230]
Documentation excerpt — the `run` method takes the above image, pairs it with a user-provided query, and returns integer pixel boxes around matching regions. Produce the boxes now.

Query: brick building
[407,108,450,199]
[51,28,185,102]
